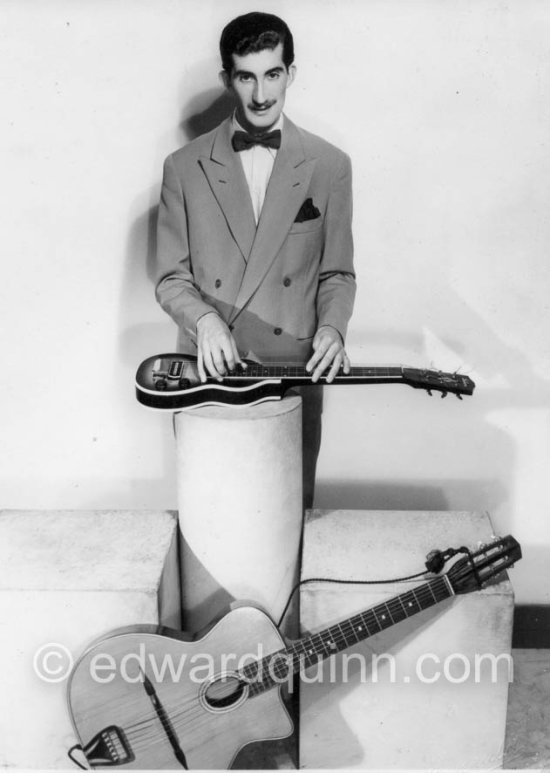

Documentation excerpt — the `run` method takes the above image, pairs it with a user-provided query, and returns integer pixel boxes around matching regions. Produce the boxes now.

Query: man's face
[223,43,295,134]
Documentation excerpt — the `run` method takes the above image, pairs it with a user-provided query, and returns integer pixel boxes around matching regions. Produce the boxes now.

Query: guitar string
[109,578,452,754]
[121,576,448,744]
[109,588,454,761]
[117,578,450,746]
[224,367,403,379]
[163,360,456,377]
[247,577,452,690]
[144,356,471,384]
[122,564,488,761]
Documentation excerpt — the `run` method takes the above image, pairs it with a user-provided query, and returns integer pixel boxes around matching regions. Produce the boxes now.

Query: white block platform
[174,396,303,637]
[0,509,179,768]
[299,510,515,769]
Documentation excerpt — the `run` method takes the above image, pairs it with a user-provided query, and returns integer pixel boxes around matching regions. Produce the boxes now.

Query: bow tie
[232,129,281,152]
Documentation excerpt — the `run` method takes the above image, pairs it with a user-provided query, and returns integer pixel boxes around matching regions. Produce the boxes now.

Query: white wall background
[1,0,549,603]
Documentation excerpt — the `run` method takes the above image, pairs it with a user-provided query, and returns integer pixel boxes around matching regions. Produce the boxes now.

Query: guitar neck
[241,575,454,695]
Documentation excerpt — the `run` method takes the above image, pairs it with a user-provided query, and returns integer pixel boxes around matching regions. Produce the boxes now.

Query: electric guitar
[68,535,520,769]
[135,354,475,410]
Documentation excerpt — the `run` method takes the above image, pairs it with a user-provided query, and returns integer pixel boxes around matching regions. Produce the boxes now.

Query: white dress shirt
[232,114,283,224]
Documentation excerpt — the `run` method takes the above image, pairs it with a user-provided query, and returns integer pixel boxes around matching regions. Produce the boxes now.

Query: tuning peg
[456,393,463,400]
[440,391,448,399]
[427,389,433,396]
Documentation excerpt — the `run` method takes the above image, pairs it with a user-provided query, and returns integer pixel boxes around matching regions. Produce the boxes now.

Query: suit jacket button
[215,279,222,288]
[274,327,282,336]
[283,277,292,287]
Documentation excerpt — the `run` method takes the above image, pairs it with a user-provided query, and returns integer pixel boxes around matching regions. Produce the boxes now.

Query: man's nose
[252,79,266,105]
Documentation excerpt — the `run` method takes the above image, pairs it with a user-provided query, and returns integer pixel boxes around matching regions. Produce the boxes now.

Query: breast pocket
[288,217,323,235]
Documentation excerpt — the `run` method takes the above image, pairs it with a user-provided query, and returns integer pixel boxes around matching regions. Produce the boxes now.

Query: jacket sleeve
[154,154,218,335]
[316,152,356,341]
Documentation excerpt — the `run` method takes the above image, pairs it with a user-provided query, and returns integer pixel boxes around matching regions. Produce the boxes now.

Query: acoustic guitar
[68,535,520,769]
[135,353,475,410]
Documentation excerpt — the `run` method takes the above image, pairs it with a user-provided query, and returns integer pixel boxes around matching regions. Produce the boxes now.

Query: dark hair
[220,12,294,75]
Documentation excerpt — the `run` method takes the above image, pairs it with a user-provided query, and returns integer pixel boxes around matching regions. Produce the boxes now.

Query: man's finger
[342,352,351,374]
[325,353,344,383]
[309,341,333,379]
[311,343,339,382]
[197,349,206,384]
[305,353,317,373]
[203,348,224,381]
[306,339,329,373]
[229,339,245,372]
[211,348,228,378]
[220,340,237,373]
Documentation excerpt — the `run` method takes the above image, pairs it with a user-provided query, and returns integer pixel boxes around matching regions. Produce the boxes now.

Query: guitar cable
[67,744,87,769]
[277,545,472,628]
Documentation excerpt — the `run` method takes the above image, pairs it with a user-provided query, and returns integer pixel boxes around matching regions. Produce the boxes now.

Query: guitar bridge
[82,725,134,767]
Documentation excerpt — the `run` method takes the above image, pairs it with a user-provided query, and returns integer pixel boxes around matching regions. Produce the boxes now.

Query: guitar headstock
[402,368,475,399]
[446,535,522,594]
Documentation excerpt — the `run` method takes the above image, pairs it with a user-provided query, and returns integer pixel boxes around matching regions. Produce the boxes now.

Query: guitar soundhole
[203,675,247,710]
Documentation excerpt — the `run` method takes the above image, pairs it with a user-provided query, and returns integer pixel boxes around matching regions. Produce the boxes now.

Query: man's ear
[287,64,297,88]
[219,70,231,90]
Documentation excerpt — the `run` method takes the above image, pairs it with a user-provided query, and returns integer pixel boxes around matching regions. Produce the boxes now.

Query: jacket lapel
[198,119,256,263]
[230,118,317,324]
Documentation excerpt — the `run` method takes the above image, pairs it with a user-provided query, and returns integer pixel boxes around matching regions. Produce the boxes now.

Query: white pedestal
[299,510,515,769]
[174,396,303,635]
[0,509,179,768]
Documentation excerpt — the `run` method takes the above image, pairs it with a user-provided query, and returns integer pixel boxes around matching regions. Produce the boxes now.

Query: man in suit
[155,11,356,505]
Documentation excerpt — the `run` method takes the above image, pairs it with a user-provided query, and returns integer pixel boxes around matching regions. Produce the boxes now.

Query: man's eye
[237,74,252,83]
[268,71,280,79]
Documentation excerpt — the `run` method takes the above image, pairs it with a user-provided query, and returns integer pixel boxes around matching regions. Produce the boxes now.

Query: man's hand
[196,313,244,383]
[306,325,350,383]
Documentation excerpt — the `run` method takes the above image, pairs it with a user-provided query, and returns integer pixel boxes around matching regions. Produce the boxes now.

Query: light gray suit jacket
[155,116,356,362]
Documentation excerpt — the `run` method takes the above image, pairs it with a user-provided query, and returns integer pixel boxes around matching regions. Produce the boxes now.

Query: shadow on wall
[313,188,550,523]
[109,85,234,510]
[180,88,234,140]
[120,84,234,353]
[120,84,234,362]
[314,477,508,514]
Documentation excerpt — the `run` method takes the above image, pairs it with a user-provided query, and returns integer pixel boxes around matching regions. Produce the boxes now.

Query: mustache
[248,101,276,109]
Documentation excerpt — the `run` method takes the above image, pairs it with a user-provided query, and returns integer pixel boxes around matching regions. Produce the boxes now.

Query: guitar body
[68,606,292,769]
[135,354,287,410]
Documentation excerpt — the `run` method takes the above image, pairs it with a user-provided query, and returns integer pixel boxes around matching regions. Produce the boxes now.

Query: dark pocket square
[294,197,321,223]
